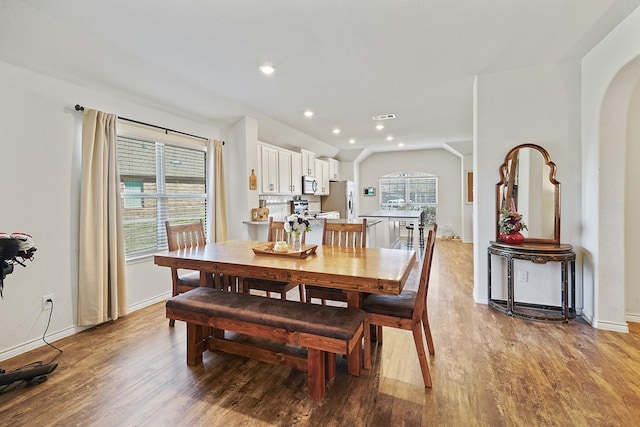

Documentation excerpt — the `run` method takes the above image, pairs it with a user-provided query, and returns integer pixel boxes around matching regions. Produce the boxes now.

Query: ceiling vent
[372,113,396,121]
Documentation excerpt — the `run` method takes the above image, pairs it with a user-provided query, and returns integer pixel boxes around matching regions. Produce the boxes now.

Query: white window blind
[117,135,206,257]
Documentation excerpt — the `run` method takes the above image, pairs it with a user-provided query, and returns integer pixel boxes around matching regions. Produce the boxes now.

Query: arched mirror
[496,144,560,244]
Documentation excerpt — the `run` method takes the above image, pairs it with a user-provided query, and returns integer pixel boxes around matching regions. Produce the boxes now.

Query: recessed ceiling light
[376,124,385,131]
[259,64,275,75]
[304,110,314,118]
[398,143,405,147]
[332,128,341,135]
[349,139,356,144]
[386,136,394,141]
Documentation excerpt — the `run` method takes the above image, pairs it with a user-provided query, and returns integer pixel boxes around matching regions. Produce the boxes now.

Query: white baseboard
[1,291,172,363]
[625,313,640,324]
[474,295,489,304]
[128,291,171,312]
[590,318,630,333]
[0,324,90,362]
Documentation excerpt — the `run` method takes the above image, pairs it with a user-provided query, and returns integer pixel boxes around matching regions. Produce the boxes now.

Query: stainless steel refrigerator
[321,181,356,220]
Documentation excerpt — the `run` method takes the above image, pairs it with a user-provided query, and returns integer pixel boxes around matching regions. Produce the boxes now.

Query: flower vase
[499,231,524,244]
[292,233,302,252]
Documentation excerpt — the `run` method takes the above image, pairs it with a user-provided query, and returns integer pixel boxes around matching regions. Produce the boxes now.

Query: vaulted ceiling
[2,0,639,159]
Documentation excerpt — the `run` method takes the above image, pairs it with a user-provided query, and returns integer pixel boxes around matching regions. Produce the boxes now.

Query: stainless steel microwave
[302,176,318,194]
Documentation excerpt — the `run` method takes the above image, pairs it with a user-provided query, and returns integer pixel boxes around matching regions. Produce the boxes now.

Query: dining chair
[305,218,367,305]
[165,220,207,327]
[243,217,306,301]
[362,225,437,387]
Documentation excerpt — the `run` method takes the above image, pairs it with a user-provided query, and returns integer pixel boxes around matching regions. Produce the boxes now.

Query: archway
[596,55,640,330]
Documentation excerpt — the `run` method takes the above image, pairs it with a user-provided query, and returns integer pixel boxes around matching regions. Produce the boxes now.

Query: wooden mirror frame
[496,143,561,244]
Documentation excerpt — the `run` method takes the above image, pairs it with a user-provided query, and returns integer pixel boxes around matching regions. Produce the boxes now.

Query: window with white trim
[117,135,207,258]
[379,172,438,224]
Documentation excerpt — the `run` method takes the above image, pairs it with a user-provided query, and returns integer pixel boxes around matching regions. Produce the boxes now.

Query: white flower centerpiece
[284,213,311,251]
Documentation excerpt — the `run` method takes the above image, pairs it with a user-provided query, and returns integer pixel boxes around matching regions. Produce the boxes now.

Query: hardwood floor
[1,240,639,426]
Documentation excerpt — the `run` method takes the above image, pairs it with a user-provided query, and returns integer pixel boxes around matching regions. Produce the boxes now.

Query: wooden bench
[166,287,365,401]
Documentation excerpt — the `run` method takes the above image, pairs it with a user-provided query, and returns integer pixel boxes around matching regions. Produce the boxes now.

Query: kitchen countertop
[244,218,381,228]
[360,210,421,219]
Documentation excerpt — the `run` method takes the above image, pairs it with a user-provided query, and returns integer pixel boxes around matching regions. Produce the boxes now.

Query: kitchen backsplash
[261,195,321,220]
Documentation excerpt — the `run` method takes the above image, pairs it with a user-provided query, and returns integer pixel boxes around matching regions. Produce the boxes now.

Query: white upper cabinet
[300,149,315,176]
[258,142,303,195]
[278,150,302,195]
[259,144,279,194]
[314,159,330,195]
[328,158,340,181]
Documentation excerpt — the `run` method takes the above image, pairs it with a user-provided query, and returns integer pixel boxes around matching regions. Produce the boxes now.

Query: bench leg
[307,349,326,401]
[186,323,205,366]
[325,353,336,380]
[347,343,361,377]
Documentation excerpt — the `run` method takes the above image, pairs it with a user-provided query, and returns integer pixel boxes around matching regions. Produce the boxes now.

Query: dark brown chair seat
[362,291,416,319]
[176,271,200,289]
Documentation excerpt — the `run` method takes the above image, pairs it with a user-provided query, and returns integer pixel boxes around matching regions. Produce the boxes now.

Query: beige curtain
[212,139,228,241]
[78,109,127,325]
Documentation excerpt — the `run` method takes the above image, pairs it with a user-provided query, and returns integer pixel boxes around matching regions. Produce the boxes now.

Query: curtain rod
[74,104,224,145]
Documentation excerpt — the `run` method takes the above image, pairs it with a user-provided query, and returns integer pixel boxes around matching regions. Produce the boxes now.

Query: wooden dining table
[154,239,417,373]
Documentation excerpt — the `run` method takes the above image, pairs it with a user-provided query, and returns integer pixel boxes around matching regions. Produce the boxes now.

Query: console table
[487,241,576,322]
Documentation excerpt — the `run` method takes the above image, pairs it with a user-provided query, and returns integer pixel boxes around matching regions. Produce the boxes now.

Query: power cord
[0,298,63,393]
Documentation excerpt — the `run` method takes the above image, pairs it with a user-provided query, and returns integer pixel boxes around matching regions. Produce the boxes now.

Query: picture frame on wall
[466,171,474,203]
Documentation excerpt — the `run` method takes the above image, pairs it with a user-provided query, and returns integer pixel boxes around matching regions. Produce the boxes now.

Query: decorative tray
[252,243,318,259]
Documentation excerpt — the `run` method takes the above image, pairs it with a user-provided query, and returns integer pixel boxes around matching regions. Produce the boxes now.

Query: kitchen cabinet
[278,150,302,195]
[301,149,315,176]
[314,159,330,195]
[259,144,278,194]
[328,158,340,181]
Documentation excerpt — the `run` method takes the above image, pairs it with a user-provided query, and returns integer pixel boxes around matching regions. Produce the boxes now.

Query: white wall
[223,116,259,241]
[0,61,221,360]
[357,148,462,237]
[474,62,582,307]
[625,81,640,321]
[582,5,640,331]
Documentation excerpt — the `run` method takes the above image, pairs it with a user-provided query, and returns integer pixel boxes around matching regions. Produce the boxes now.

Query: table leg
[346,291,362,376]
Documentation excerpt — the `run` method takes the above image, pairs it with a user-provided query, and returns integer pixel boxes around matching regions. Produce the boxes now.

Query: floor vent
[371,113,396,121]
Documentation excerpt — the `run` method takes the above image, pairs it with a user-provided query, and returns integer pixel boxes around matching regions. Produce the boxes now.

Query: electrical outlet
[42,294,54,311]
[517,271,528,282]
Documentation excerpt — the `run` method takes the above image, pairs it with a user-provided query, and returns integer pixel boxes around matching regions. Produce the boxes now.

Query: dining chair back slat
[166,220,206,251]
[321,219,367,248]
